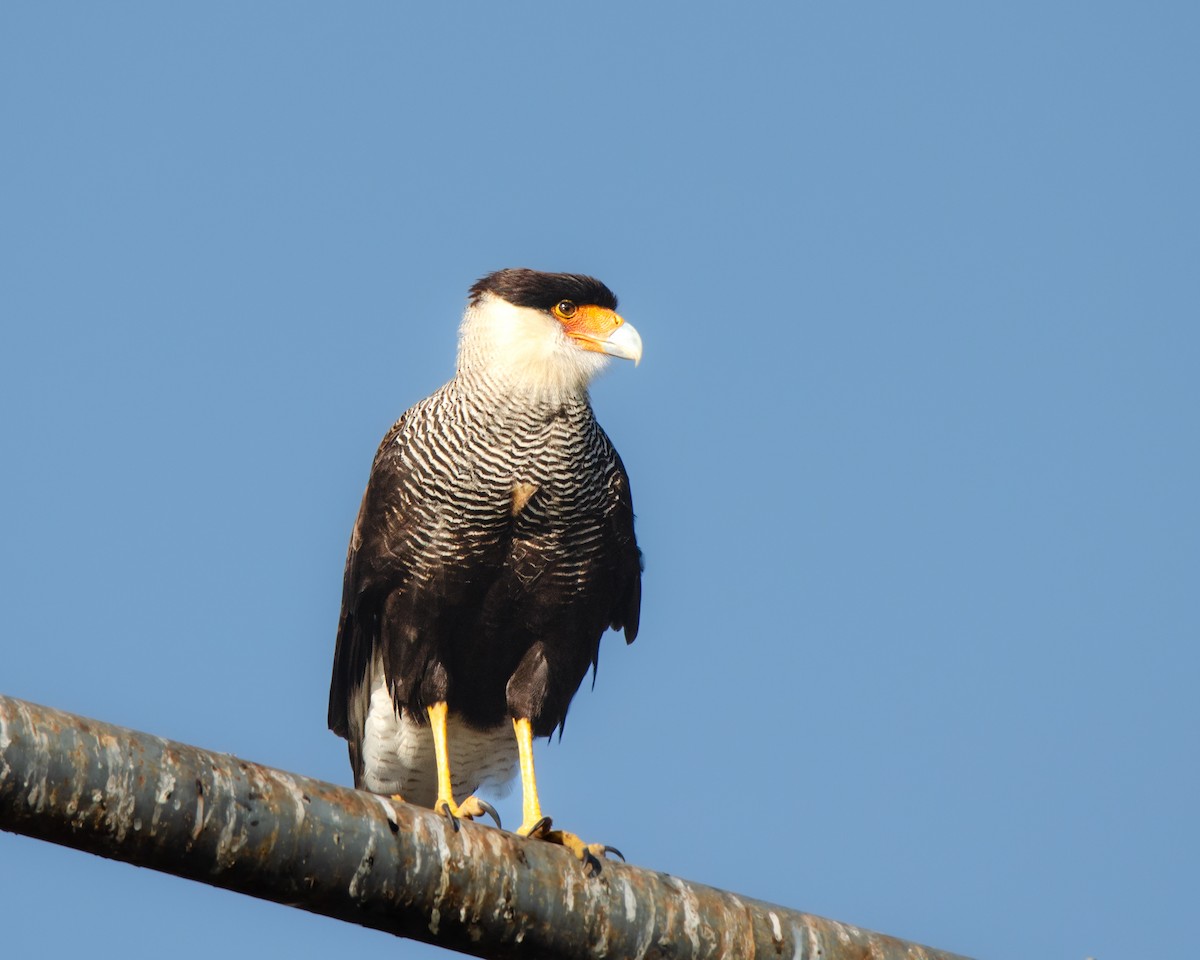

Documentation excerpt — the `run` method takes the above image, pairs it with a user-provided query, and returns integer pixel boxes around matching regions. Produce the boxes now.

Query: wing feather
[601,438,643,644]
[327,416,419,749]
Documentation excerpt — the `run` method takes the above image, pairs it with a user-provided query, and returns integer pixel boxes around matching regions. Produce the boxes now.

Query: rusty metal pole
[0,694,971,960]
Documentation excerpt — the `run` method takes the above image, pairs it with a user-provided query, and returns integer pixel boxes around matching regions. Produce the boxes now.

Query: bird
[328,268,643,867]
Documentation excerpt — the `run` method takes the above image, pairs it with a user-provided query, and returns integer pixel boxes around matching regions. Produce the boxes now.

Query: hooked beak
[565,305,643,366]
[594,317,642,366]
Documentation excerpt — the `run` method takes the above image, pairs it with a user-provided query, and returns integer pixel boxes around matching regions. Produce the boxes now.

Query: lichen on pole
[0,694,971,960]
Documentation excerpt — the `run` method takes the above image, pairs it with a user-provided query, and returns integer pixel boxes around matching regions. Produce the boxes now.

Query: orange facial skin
[552,301,627,353]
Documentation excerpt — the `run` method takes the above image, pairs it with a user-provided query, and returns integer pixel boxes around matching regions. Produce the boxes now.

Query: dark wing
[328,409,517,775]
[602,439,643,645]
[326,416,419,767]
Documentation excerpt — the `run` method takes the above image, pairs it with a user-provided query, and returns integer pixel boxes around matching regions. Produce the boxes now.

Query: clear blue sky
[2,4,1196,958]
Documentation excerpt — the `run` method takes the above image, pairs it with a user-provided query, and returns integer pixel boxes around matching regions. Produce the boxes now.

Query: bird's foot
[436,795,502,832]
[517,816,624,875]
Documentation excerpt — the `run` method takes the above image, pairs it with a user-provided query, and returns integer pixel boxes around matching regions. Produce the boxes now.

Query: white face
[458,293,614,399]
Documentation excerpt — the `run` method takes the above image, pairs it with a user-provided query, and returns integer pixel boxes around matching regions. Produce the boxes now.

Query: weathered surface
[0,694,972,959]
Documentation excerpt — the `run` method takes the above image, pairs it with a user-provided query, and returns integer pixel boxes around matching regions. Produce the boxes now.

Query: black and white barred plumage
[328,269,642,808]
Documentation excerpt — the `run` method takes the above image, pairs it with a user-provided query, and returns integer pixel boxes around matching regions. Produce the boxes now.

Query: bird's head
[458,268,642,400]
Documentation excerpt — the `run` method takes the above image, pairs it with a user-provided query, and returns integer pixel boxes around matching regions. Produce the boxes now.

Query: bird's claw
[515,812,624,873]
[470,797,502,829]
[436,800,461,832]
[525,816,553,839]
[578,841,624,876]
[530,826,625,874]
[437,795,502,832]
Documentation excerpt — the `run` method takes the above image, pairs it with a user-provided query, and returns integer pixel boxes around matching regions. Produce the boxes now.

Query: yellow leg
[428,702,456,814]
[513,717,549,836]
[511,716,623,871]
[427,702,500,829]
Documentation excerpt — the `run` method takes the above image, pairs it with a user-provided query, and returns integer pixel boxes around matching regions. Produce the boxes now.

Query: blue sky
[2,3,1197,957]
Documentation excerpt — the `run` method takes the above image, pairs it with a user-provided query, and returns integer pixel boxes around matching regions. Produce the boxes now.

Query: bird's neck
[453,360,594,419]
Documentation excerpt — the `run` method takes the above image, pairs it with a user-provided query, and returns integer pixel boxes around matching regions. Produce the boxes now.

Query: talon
[477,799,502,830]
[536,828,623,873]
[526,816,552,839]
[577,843,620,876]
[438,801,461,832]
[458,796,502,830]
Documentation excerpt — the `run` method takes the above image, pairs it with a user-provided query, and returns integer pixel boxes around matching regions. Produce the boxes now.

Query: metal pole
[0,694,971,959]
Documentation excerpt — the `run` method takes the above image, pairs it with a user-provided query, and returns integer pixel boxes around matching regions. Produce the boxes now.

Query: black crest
[469,268,618,312]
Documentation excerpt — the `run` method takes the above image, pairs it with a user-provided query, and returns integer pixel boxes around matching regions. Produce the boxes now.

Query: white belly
[358,673,518,807]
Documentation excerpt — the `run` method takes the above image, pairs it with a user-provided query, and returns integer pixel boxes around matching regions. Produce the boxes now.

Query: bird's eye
[553,300,577,320]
